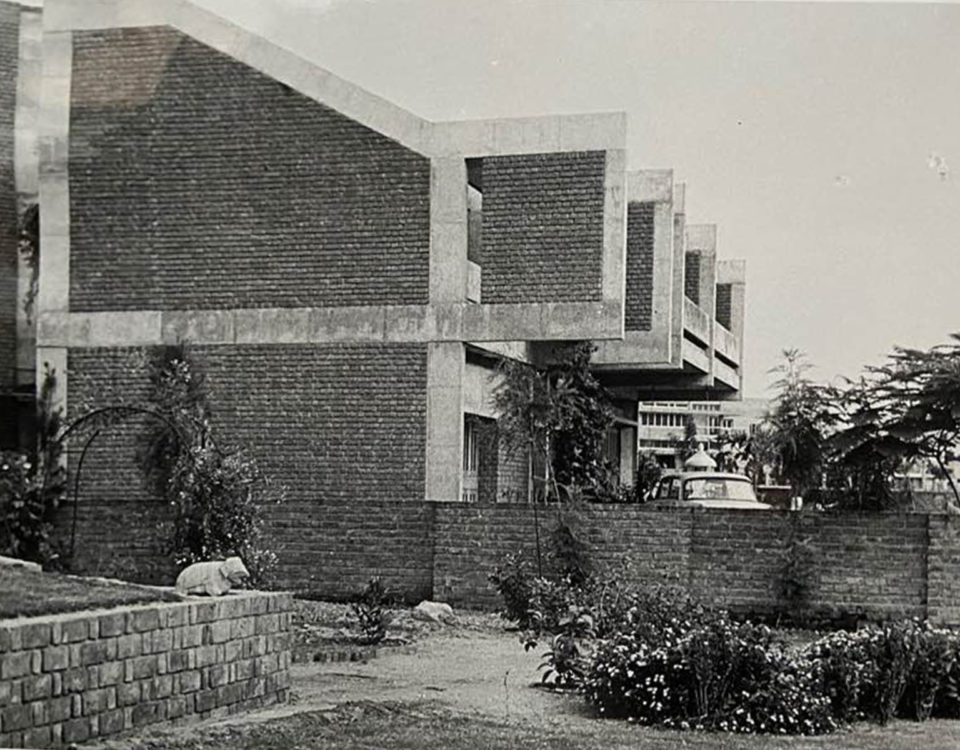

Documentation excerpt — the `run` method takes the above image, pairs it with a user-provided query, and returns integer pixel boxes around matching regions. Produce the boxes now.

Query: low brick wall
[0,591,292,748]
[287,501,960,627]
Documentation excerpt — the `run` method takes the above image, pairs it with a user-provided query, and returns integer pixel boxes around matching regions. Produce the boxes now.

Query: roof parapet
[717,259,746,284]
[627,169,673,203]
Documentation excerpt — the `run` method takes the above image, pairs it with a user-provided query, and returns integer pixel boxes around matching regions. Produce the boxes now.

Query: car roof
[659,472,753,482]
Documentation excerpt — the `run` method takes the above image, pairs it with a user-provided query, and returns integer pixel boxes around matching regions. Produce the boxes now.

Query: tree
[493,342,613,502]
[138,345,284,584]
[829,335,960,507]
[763,350,840,498]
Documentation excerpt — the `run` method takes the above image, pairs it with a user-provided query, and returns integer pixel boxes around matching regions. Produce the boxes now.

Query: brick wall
[716,283,732,328]
[0,592,292,748]
[479,151,606,304]
[624,202,655,331]
[64,343,428,585]
[684,252,700,304]
[278,501,435,601]
[0,2,18,391]
[69,27,431,312]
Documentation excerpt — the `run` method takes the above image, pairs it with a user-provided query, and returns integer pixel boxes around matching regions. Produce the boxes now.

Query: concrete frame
[593,169,676,369]
[14,2,41,387]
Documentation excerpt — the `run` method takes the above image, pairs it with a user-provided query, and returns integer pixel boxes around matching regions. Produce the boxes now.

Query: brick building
[3,0,747,580]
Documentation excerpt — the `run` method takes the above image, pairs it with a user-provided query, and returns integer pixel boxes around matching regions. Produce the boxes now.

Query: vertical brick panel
[716,283,732,328]
[684,251,700,303]
[69,27,430,312]
[624,202,655,331]
[0,3,18,390]
[480,151,606,304]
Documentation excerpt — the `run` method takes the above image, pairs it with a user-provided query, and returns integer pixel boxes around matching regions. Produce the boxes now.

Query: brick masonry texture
[684,251,700,304]
[63,343,427,585]
[0,3,18,390]
[716,283,732,328]
[282,502,960,625]
[479,151,606,304]
[624,202,655,331]
[68,27,431,312]
[0,592,292,748]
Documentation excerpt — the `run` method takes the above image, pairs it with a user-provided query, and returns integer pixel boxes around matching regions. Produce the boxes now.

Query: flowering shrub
[803,620,960,724]
[587,609,960,735]
[586,615,837,735]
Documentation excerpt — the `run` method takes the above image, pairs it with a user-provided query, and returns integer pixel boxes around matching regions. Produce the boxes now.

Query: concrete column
[15,6,42,388]
[670,184,686,368]
[425,341,465,502]
[429,157,468,303]
[686,224,717,319]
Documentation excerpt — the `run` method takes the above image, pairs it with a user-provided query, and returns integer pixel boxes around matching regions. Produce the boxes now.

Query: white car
[647,472,771,510]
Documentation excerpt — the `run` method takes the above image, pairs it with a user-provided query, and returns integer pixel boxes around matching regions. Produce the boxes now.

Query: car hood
[685,499,771,510]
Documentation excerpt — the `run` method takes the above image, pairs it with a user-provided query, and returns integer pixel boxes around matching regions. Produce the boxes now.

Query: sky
[196,0,960,397]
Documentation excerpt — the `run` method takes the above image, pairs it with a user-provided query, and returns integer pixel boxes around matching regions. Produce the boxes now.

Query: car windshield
[682,477,758,501]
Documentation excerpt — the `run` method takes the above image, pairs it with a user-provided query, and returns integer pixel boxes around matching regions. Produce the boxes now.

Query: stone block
[1,704,32,732]
[116,633,141,660]
[127,608,161,634]
[21,673,52,701]
[178,670,201,693]
[98,708,125,736]
[116,681,140,707]
[210,620,232,644]
[18,622,52,649]
[48,695,71,723]
[21,725,51,748]
[80,640,110,666]
[1,651,32,679]
[98,613,126,638]
[61,619,89,644]
[131,699,165,727]
[206,664,227,688]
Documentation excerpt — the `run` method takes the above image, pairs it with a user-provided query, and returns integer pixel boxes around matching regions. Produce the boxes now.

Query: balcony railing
[683,297,711,344]
[713,321,739,365]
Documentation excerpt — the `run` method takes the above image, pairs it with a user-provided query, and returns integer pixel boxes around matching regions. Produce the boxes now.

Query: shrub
[488,552,535,626]
[139,345,284,586]
[0,368,66,568]
[352,577,391,645]
[585,614,837,735]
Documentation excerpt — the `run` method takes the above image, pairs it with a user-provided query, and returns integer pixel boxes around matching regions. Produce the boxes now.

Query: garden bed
[0,564,181,619]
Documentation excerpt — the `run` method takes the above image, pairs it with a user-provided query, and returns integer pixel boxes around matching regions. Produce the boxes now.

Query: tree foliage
[829,335,960,507]
[763,349,840,497]
[0,366,67,566]
[138,345,284,585]
[493,342,614,501]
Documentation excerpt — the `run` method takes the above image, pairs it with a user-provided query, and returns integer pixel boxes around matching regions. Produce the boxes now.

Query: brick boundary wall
[0,591,292,748]
[288,502,960,627]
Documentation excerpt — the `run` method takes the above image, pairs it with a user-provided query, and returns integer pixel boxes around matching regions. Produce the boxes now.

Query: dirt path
[290,630,587,725]
[88,627,588,748]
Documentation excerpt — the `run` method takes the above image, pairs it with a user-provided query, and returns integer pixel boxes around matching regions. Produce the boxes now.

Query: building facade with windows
[4,0,748,575]
[637,398,768,469]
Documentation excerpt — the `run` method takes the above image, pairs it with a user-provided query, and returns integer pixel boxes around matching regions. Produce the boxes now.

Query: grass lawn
[96,701,960,750]
[0,565,181,619]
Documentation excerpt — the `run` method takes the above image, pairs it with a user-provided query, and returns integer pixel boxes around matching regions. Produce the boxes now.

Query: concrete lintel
[717,259,747,285]
[682,338,711,376]
[44,0,180,31]
[628,169,673,203]
[161,310,235,345]
[713,357,741,391]
[431,111,626,157]
[592,330,672,367]
[686,224,717,253]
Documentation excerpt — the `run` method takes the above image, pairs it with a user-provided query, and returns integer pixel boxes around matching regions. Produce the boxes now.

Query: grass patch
[0,565,181,619]
[96,701,960,750]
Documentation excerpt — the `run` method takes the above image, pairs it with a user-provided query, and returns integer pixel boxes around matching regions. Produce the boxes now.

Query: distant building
[637,397,768,468]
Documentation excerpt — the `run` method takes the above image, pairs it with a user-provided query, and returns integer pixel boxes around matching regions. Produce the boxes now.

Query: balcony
[713,321,739,366]
[683,297,710,345]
